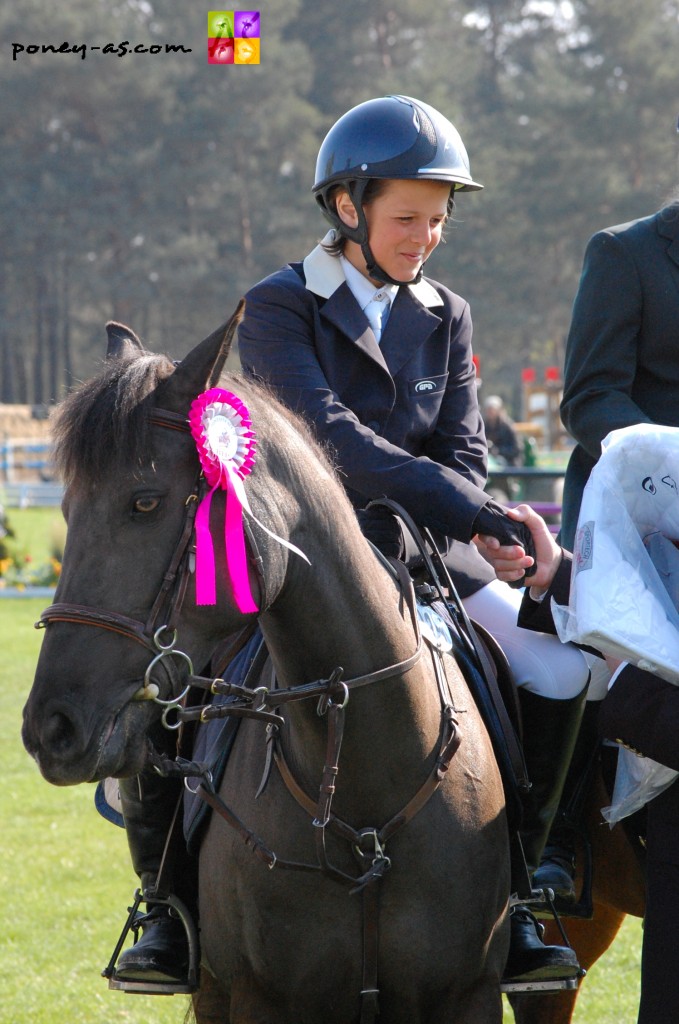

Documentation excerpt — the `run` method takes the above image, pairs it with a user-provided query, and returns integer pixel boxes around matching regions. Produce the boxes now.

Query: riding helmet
[312,95,482,284]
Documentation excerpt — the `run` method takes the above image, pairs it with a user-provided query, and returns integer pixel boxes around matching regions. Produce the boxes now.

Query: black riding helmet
[312,95,483,286]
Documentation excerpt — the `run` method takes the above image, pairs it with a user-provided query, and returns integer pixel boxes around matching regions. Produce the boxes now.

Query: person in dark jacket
[483,395,522,467]
[476,501,679,1024]
[560,201,679,551]
[238,94,591,985]
[535,199,679,907]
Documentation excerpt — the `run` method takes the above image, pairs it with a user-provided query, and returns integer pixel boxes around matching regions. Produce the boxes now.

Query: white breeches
[462,579,590,700]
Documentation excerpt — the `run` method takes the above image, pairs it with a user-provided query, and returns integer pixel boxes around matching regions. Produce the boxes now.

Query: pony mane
[51,349,347,514]
[52,350,176,486]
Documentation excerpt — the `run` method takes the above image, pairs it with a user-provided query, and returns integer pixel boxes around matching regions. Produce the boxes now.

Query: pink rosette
[189,388,258,610]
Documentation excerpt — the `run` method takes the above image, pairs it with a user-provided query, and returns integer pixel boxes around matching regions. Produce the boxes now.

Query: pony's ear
[154,299,245,412]
[105,322,145,360]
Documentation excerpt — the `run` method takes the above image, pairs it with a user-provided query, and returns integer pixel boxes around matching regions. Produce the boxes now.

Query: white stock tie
[364,293,391,343]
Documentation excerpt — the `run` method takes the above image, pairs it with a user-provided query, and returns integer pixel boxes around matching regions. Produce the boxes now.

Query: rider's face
[337,178,451,285]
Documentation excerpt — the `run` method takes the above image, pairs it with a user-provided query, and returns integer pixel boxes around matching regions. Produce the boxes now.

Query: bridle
[35,408,260,715]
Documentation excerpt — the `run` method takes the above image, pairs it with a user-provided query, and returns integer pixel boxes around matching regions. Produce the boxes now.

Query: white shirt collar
[302,230,444,309]
[340,255,398,311]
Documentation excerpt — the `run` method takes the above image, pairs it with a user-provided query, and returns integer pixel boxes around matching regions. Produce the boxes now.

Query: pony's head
[22,303,343,785]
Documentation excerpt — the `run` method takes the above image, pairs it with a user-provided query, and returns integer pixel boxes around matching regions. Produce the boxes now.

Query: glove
[356,506,405,560]
[472,499,537,580]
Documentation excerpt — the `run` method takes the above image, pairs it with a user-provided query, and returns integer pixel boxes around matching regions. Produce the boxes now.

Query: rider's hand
[471,499,537,580]
[356,506,405,559]
[473,502,562,594]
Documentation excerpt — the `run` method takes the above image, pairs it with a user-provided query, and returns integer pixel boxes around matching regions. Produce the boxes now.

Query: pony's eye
[133,495,160,514]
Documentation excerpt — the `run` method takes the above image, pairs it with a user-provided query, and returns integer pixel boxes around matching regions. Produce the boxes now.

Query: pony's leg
[192,968,229,1024]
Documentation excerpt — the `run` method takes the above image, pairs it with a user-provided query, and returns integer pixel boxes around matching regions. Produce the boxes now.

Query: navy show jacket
[238,238,495,596]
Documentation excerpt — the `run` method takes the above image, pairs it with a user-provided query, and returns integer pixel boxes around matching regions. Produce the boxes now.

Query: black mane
[51,347,344,510]
[52,350,176,486]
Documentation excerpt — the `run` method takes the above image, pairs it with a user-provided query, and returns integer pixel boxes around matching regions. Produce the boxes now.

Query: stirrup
[102,888,199,995]
[501,977,581,994]
[500,889,586,995]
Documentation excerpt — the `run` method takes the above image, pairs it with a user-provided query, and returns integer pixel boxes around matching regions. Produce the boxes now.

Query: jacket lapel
[319,284,390,374]
[303,240,390,374]
[380,287,442,378]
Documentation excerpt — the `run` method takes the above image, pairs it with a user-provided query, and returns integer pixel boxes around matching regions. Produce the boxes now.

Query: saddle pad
[94,776,124,828]
[183,628,264,853]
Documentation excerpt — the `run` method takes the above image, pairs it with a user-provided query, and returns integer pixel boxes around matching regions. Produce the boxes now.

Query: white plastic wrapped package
[554,423,679,681]
[552,423,679,823]
[601,747,677,826]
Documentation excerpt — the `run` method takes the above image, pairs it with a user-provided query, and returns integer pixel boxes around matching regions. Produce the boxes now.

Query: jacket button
[367,421,381,433]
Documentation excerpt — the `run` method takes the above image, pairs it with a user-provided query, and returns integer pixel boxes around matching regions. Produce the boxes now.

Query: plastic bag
[552,423,679,821]
[601,746,678,826]
[553,423,679,684]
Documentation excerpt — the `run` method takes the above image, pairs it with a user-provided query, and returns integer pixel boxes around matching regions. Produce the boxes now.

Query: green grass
[2,596,643,1023]
[0,599,186,1024]
[1,505,66,563]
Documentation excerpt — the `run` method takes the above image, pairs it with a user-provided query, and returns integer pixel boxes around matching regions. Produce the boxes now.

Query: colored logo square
[208,11,234,38]
[208,37,234,63]
[207,10,259,65]
[234,11,260,37]
[234,37,259,63]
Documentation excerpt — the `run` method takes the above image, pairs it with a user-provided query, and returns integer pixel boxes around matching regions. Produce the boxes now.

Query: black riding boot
[532,699,603,903]
[503,686,587,984]
[113,766,197,984]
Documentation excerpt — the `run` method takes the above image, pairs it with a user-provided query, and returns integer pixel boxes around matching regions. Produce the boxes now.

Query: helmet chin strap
[361,240,425,287]
[343,181,425,287]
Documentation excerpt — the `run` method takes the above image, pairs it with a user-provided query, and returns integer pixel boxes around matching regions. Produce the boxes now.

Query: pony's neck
[261,528,416,690]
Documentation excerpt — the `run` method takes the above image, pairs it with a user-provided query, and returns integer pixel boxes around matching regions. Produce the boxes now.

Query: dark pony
[23,307,511,1024]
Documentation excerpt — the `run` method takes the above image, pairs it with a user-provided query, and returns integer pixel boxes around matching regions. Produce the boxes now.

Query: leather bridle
[35,408,247,712]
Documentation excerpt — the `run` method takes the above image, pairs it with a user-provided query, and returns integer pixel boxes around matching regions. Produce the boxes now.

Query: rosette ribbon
[189,388,309,610]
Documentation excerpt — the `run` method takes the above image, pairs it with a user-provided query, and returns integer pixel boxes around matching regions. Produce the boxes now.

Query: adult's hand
[474,503,562,593]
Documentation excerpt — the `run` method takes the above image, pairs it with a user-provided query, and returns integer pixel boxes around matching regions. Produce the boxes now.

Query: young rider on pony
[113,95,589,989]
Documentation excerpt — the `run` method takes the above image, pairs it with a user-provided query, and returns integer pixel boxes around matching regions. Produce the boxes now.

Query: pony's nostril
[43,710,78,755]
